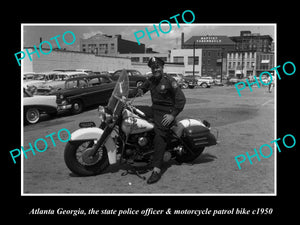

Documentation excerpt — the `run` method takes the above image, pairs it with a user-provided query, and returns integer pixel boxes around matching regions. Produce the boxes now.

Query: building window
[188,56,199,65]
[131,57,140,62]
[99,44,108,50]
[111,43,115,51]
[159,57,167,62]
[173,56,184,63]
[143,57,149,63]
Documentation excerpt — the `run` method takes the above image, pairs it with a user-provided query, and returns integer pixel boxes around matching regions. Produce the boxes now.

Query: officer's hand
[162,114,175,126]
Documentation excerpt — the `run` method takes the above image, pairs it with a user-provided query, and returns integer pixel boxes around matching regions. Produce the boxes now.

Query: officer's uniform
[136,57,186,170]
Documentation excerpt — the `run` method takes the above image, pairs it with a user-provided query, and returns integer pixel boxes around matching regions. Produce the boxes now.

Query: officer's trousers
[137,105,173,169]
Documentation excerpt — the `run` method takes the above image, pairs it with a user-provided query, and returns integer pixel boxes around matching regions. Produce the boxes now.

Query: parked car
[198,76,214,88]
[213,79,224,86]
[75,69,94,75]
[183,75,200,88]
[35,71,88,95]
[227,77,250,86]
[183,75,212,88]
[23,72,36,81]
[227,77,239,85]
[56,75,115,114]
[23,88,57,124]
[24,71,61,90]
[111,69,146,88]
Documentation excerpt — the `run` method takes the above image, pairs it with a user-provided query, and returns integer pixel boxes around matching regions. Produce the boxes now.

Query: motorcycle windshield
[107,69,129,114]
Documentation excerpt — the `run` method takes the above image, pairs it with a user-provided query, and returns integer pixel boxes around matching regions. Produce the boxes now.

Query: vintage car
[24,71,62,90]
[56,74,116,114]
[35,71,88,95]
[183,75,213,88]
[111,69,146,88]
[198,76,214,88]
[23,88,57,124]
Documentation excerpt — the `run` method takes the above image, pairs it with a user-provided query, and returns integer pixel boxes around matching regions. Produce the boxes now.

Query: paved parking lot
[23,85,275,194]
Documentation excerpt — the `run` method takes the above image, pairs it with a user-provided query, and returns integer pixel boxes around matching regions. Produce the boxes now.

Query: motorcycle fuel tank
[121,109,154,135]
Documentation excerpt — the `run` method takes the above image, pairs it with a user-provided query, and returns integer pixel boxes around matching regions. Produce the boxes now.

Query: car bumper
[57,104,72,111]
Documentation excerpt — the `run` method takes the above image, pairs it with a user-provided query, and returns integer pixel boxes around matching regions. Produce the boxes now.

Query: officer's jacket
[138,74,186,117]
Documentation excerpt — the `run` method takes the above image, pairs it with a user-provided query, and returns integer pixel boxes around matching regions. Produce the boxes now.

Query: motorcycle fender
[70,127,117,165]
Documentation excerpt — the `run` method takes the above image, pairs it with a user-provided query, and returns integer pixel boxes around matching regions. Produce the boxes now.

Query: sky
[23,24,275,53]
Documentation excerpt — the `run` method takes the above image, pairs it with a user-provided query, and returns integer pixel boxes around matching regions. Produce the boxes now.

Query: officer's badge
[171,81,178,89]
[160,84,166,90]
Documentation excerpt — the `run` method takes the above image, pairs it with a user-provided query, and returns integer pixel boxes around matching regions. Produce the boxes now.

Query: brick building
[181,33,235,77]
[227,31,274,78]
[229,30,273,53]
[80,34,145,55]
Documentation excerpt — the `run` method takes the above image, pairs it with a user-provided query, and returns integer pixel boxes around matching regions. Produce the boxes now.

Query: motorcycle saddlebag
[182,125,217,149]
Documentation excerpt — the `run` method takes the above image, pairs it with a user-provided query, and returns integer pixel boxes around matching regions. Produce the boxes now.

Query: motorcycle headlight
[98,106,112,124]
[98,105,106,120]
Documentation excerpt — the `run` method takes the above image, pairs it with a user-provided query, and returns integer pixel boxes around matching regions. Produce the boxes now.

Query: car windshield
[130,70,142,76]
[107,69,129,114]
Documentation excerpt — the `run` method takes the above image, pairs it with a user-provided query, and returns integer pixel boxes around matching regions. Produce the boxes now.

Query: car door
[79,78,99,106]
[97,77,115,105]
[86,77,114,106]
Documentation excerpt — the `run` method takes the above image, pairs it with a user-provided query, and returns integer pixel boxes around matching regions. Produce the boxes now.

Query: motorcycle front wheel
[64,140,109,176]
[175,146,205,163]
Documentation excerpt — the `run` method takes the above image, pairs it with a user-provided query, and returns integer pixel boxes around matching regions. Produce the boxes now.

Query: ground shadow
[69,152,217,178]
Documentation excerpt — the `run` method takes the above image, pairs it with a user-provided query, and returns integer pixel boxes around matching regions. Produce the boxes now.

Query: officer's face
[151,66,163,77]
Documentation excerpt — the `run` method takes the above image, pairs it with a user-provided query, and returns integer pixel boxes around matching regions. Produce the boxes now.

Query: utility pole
[220,48,224,83]
[193,41,195,83]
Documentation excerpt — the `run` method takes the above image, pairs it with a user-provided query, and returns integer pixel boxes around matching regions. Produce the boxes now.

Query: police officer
[134,57,186,184]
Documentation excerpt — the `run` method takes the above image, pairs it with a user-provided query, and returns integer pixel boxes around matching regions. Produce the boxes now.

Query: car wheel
[71,100,84,114]
[201,82,208,88]
[25,108,40,124]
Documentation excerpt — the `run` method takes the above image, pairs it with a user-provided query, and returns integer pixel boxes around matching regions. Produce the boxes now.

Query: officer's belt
[151,104,173,112]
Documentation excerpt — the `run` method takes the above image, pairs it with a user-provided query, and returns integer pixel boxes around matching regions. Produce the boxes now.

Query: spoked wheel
[64,140,109,176]
[175,146,205,163]
[25,108,40,124]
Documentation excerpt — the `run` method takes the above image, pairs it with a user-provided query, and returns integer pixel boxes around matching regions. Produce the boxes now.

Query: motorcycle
[64,70,217,177]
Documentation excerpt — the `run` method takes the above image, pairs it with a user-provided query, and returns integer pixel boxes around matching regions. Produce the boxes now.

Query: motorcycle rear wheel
[64,140,109,176]
[175,146,205,163]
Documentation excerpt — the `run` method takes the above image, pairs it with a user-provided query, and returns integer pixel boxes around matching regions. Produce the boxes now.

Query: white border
[21,23,277,196]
